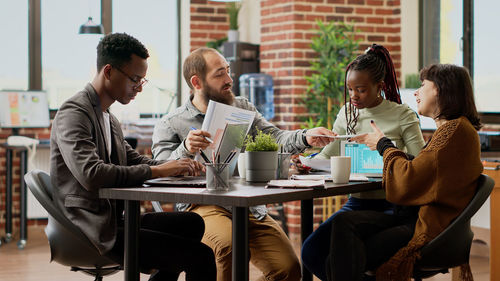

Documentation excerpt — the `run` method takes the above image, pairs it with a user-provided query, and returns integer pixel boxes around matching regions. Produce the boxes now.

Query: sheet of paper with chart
[200,100,256,173]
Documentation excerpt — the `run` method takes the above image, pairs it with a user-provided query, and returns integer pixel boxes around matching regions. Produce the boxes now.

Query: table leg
[301,199,314,281]
[232,206,249,281]
[5,149,13,243]
[124,200,140,281]
[18,150,28,249]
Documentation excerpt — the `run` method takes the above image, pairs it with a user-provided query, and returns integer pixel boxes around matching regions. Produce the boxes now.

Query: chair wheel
[17,239,26,250]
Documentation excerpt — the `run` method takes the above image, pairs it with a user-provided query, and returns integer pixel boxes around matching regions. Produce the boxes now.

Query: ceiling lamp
[79,16,104,34]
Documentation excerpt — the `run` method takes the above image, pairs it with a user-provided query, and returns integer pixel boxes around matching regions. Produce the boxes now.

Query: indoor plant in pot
[244,130,279,182]
[226,1,241,42]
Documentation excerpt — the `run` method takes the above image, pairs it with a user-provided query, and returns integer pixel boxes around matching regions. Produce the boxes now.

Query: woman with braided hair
[327,64,482,281]
[301,44,425,280]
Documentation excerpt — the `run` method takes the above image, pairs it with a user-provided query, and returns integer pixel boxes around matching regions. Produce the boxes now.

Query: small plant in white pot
[244,130,279,182]
[226,2,241,42]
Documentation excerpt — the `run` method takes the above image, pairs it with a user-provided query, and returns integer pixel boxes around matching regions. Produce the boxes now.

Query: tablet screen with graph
[340,141,384,177]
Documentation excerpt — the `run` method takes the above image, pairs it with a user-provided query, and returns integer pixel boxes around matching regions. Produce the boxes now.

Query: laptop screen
[340,141,383,177]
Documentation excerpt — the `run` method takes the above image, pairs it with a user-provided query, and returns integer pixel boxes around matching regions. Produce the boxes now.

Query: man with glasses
[50,33,216,281]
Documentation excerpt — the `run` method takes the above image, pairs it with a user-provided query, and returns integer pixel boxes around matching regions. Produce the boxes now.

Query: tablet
[340,141,383,178]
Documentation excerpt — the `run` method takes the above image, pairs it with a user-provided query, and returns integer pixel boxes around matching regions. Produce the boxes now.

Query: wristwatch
[302,129,312,148]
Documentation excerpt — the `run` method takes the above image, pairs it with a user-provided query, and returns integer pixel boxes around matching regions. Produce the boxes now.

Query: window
[112,0,179,117]
[420,0,463,67]
[41,0,102,109]
[0,0,28,90]
[474,1,500,113]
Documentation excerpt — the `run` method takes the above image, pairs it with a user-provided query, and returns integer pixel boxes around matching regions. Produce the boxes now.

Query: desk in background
[100,178,381,281]
[0,143,28,249]
[482,162,500,281]
[0,141,50,249]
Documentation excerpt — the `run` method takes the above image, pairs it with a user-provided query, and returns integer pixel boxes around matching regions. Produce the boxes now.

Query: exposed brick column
[190,0,230,52]
[260,0,402,235]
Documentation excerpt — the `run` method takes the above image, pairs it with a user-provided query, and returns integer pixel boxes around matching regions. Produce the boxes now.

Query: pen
[190,127,214,143]
[306,152,319,158]
[199,149,212,164]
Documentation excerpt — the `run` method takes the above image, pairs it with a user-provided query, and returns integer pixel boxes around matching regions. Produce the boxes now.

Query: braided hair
[344,44,401,134]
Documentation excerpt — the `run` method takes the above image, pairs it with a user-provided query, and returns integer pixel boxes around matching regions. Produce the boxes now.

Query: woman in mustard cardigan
[326,64,483,281]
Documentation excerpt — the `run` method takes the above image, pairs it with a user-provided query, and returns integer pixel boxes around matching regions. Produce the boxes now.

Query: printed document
[200,100,256,172]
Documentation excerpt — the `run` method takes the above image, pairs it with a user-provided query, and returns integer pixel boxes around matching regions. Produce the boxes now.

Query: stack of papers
[299,155,330,171]
[266,180,325,189]
[291,174,371,182]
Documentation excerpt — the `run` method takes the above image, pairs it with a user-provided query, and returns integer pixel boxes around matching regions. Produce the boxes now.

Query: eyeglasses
[113,66,148,90]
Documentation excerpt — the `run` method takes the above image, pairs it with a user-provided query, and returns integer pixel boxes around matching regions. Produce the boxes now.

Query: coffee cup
[330,156,351,184]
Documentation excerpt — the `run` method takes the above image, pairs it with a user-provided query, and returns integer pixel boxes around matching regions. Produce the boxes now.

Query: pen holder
[205,163,230,191]
[276,153,292,179]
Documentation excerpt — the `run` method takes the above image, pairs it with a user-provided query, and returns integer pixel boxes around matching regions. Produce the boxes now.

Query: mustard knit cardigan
[376,116,483,281]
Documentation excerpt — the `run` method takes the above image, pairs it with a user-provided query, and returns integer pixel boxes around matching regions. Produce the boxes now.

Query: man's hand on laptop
[185,129,212,153]
[305,127,336,147]
[350,120,385,150]
[151,158,205,178]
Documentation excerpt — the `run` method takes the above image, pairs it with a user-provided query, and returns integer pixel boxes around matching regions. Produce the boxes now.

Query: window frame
[29,0,182,113]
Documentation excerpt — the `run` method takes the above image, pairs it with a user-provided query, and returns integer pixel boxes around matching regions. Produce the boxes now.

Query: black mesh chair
[412,174,495,280]
[25,169,121,281]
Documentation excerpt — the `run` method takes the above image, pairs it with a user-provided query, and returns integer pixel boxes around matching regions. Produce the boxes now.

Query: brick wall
[190,0,230,52]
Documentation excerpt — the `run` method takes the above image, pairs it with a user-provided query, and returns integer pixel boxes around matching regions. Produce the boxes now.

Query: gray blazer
[50,83,162,255]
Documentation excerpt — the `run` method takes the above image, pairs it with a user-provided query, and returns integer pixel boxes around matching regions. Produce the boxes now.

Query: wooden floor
[0,226,490,281]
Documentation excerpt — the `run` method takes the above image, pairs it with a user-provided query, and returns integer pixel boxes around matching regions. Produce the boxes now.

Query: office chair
[25,169,121,281]
[412,174,495,280]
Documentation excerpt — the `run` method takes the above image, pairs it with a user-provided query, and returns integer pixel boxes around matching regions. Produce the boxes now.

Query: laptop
[340,140,383,178]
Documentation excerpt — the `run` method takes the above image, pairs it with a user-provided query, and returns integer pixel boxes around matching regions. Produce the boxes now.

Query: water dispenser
[239,73,274,120]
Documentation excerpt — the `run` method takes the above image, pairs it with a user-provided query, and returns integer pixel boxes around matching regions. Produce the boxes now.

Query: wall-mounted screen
[0,91,50,128]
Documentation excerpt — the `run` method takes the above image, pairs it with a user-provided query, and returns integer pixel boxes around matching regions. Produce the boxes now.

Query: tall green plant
[226,2,241,30]
[404,73,420,88]
[303,20,359,129]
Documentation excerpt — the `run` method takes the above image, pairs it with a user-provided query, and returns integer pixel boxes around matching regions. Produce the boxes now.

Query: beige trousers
[189,205,301,281]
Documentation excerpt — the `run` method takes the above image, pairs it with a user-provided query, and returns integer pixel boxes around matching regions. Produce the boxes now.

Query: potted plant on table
[244,130,279,182]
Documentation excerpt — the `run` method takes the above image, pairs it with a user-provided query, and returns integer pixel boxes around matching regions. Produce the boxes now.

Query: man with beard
[151,47,334,281]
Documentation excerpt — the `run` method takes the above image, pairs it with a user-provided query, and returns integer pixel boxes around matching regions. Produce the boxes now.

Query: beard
[202,82,235,105]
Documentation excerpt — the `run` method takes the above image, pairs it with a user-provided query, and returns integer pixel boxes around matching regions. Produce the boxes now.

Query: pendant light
[79,0,104,34]
[79,16,104,34]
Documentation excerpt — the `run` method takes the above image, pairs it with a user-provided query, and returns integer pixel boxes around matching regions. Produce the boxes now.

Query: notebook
[340,141,384,178]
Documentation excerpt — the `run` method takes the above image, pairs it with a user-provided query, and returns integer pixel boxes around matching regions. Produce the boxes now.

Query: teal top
[317,99,426,199]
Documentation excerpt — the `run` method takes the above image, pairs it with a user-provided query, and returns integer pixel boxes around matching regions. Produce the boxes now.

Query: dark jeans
[301,197,394,280]
[325,210,416,281]
[108,212,216,281]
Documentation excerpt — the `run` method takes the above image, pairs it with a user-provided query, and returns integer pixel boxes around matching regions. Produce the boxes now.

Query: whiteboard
[0,91,50,128]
